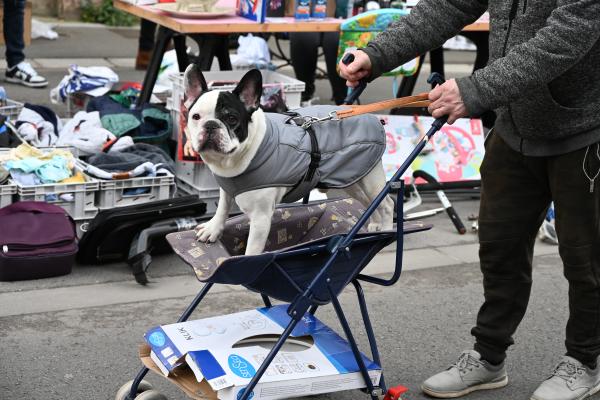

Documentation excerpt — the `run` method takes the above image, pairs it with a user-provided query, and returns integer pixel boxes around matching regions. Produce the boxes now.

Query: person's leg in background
[289,32,320,105]
[136,19,157,70]
[3,0,47,87]
[321,31,348,105]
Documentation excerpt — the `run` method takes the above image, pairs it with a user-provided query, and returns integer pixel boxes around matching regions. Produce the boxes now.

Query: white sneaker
[5,61,48,88]
[531,356,600,400]
[421,350,508,398]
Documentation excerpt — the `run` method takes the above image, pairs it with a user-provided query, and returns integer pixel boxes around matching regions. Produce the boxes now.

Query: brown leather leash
[335,93,431,119]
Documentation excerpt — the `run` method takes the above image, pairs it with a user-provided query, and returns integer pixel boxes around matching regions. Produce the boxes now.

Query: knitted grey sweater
[361,0,600,156]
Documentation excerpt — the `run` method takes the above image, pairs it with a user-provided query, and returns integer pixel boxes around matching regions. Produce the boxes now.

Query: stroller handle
[342,53,368,105]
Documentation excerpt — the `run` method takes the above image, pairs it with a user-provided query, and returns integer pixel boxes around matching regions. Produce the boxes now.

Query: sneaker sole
[421,376,508,398]
[5,76,48,88]
[530,380,600,400]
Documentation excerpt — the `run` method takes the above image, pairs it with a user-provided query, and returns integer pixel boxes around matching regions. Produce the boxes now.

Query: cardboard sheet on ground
[143,305,381,400]
[377,115,485,183]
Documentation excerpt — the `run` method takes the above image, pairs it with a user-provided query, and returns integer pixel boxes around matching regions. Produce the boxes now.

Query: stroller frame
[122,115,447,400]
[126,72,448,400]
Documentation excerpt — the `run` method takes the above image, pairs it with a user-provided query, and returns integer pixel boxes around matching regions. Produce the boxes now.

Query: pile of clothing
[0,145,84,186]
[15,94,172,155]
[0,145,85,202]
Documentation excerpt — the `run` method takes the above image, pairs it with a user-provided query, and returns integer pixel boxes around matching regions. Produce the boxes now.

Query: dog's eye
[192,113,201,120]
[227,115,238,125]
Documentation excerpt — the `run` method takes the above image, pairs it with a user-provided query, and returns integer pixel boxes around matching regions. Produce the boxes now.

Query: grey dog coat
[213,105,386,203]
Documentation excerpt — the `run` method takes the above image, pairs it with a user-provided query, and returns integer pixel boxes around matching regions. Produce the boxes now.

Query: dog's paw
[367,222,383,232]
[195,220,224,242]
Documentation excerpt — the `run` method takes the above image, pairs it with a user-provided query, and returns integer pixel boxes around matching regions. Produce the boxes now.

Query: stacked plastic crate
[167,71,305,215]
[0,99,23,210]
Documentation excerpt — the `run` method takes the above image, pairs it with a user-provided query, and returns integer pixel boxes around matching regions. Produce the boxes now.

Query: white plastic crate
[0,147,98,219]
[0,99,24,121]
[175,159,219,191]
[75,217,96,239]
[176,177,220,215]
[16,176,99,220]
[168,70,305,112]
[96,172,176,209]
[0,182,16,208]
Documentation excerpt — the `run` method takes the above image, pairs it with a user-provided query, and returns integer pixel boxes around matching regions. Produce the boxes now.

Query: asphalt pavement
[0,23,572,400]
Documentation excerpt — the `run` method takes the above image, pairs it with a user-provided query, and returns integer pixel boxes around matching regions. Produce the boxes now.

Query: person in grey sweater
[339,1,600,399]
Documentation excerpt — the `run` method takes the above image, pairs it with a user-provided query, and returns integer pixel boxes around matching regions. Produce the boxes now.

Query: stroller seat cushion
[168,198,368,281]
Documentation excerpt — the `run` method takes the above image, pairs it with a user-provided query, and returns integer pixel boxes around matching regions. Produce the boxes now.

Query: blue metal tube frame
[289,118,446,318]
[238,317,302,400]
[352,279,386,392]
[327,284,379,400]
[357,181,405,286]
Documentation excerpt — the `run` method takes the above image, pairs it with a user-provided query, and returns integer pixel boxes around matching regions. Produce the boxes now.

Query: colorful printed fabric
[168,198,368,281]
[337,9,420,77]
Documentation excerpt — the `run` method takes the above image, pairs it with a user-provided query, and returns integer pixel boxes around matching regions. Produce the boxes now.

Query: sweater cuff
[456,76,489,116]
[360,45,385,82]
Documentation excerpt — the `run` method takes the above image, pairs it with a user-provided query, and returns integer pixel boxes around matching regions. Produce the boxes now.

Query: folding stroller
[116,76,448,400]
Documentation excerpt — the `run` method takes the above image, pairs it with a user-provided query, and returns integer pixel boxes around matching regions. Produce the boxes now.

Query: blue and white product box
[145,305,382,400]
[311,0,327,19]
[294,0,311,19]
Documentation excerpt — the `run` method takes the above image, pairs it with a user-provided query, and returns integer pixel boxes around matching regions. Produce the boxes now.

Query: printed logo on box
[148,331,166,347]
[228,354,256,379]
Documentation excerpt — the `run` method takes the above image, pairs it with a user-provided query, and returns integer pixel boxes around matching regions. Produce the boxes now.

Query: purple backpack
[0,202,77,281]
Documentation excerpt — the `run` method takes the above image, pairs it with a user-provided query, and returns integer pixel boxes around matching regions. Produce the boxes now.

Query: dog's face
[183,65,263,162]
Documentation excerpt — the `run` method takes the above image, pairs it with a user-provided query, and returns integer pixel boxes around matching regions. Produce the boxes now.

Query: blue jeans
[3,0,26,68]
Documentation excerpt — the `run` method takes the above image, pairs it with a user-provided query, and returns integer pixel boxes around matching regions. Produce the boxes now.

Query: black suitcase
[77,196,207,265]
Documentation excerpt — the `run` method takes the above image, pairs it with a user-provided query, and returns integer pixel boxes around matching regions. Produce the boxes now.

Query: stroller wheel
[135,390,168,400]
[115,379,153,400]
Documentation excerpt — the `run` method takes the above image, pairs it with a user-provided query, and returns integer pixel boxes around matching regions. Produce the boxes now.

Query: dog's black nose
[204,120,220,132]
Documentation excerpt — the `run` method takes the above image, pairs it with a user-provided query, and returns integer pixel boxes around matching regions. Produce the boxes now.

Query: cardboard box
[284,0,336,18]
[0,1,32,46]
[144,305,381,400]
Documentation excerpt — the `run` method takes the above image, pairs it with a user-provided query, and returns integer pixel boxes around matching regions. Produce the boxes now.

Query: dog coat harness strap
[213,105,386,203]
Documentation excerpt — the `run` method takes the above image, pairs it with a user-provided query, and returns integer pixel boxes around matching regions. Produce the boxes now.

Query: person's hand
[428,79,468,124]
[338,50,372,88]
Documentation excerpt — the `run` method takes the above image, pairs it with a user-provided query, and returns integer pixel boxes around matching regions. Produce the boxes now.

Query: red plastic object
[384,385,409,400]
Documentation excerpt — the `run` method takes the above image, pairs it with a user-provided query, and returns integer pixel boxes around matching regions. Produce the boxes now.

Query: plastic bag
[231,34,272,69]
[31,19,59,40]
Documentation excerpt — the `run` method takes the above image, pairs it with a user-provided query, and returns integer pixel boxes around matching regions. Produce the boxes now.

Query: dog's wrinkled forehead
[188,90,220,117]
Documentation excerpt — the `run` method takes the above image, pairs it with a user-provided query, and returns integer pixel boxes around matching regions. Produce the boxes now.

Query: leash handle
[342,53,368,105]
[427,72,449,125]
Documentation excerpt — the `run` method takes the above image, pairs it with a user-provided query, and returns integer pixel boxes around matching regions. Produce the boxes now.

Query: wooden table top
[114,0,490,34]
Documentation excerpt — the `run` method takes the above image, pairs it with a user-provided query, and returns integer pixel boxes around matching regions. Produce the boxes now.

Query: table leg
[137,26,174,107]
[173,33,189,72]
[461,31,489,72]
[429,47,445,80]
[215,35,233,70]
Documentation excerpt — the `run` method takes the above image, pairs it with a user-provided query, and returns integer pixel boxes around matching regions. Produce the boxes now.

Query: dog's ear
[183,63,208,108]
[233,69,263,112]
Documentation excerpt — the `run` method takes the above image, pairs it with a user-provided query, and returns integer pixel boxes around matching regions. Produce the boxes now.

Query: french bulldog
[183,64,394,255]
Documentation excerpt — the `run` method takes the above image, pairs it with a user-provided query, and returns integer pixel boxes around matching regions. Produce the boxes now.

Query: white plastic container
[16,176,99,220]
[0,182,16,208]
[175,159,219,192]
[175,177,221,215]
[167,70,305,141]
[96,172,176,209]
[0,99,24,121]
